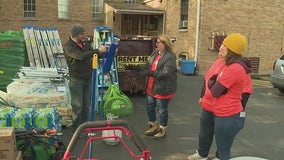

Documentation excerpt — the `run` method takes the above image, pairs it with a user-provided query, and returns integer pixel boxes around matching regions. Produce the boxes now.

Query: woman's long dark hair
[224,49,242,65]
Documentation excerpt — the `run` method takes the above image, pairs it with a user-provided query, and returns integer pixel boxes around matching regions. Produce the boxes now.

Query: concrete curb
[251,74,270,81]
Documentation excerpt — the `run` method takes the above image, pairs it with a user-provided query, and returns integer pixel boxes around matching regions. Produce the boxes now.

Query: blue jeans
[69,78,92,128]
[198,109,215,157]
[146,95,170,127]
[214,112,245,160]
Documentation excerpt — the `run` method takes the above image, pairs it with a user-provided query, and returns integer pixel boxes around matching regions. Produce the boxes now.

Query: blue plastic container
[33,108,62,132]
[11,108,34,130]
[0,107,16,127]
[180,60,196,74]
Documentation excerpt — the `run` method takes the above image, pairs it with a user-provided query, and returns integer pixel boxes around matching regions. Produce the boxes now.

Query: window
[92,0,104,21]
[209,32,227,52]
[180,0,189,29]
[58,0,70,19]
[149,16,158,31]
[124,0,139,3]
[24,0,36,18]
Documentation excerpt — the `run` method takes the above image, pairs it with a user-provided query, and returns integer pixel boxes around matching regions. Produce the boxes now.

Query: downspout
[194,0,201,65]
[162,12,166,34]
[139,15,141,35]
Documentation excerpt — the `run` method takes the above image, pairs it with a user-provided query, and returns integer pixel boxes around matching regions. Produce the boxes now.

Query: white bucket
[102,113,122,145]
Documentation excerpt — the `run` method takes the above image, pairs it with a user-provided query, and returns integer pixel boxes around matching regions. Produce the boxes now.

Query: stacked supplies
[33,108,61,132]
[6,81,72,126]
[11,108,34,131]
[7,81,69,108]
[0,107,15,127]
[0,107,61,132]
[0,31,27,91]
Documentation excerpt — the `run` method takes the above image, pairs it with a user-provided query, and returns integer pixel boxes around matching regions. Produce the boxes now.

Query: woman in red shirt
[208,33,252,160]
[125,34,177,140]
[143,34,177,140]
[187,33,253,160]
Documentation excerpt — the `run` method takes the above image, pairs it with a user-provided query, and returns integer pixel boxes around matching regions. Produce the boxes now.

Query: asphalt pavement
[61,73,282,160]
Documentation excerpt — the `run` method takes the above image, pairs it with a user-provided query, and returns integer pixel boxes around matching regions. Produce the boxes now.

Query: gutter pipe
[194,0,201,65]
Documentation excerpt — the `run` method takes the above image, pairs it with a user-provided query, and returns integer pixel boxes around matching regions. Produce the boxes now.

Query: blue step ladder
[90,26,119,121]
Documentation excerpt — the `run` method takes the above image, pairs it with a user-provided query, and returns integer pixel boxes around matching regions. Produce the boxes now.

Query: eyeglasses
[156,41,163,45]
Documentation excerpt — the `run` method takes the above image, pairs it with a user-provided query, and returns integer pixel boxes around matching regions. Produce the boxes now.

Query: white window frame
[180,0,189,29]
[58,0,70,20]
[24,0,36,18]
[92,0,104,21]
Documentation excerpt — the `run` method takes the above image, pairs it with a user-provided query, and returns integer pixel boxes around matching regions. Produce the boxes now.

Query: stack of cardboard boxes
[0,127,22,160]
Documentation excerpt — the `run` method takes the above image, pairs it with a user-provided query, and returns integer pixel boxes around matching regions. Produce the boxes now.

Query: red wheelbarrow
[62,120,151,160]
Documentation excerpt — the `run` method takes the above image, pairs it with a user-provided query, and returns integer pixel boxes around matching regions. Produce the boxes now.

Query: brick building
[1,0,283,74]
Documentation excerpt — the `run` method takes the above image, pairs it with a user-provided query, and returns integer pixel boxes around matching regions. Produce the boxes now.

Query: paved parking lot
[62,73,283,160]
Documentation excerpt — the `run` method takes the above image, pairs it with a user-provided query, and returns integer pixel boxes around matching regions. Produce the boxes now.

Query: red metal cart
[62,120,151,160]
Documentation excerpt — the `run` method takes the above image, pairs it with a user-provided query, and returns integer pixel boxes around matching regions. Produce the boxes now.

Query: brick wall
[1,0,283,74]
[164,0,284,75]
[0,0,104,44]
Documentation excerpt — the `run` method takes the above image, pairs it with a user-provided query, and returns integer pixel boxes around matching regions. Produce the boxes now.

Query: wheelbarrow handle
[63,120,147,159]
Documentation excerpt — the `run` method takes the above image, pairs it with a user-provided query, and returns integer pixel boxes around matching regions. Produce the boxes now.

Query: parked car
[270,54,284,93]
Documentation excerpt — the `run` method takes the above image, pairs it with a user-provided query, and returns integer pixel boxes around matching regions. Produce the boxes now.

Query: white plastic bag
[102,113,122,145]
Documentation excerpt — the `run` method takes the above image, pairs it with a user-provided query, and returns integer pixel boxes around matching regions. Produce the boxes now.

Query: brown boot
[144,121,160,136]
[153,125,167,140]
